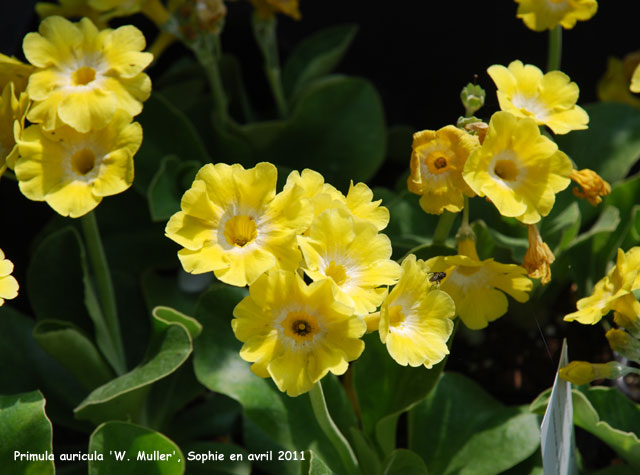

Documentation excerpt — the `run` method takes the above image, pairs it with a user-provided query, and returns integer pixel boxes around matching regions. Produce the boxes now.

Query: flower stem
[252,13,288,118]
[309,381,359,475]
[81,211,126,375]
[193,34,229,126]
[432,211,456,246]
[546,26,562,72]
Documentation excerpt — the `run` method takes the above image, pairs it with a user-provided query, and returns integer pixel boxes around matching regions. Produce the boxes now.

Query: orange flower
[569,168,611,206]
[523,224,554,285]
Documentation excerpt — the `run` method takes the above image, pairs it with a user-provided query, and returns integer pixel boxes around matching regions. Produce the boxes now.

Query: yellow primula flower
[514,0,598,32]
[523,224,555,285]
[165,162,313,287]
[297,208,401,316]
[487,60,589,134]
[15,110,141,217]
[284,168,389,231]
[559,361,624,386]
[0,249,19,306]
[569,168,610,206]
[90,0,170,25]
[0,83,30,175]
[408,125,479,215]
[462,111,573,224]
[232,269,365,397]
[0,54,35,94]
[597,53,640,109]
[36,0,106,27]
[565,247,640,325]
[23,16,153,133]
[424,237,532,330]
[379,254,455,368]
[250,0,300,20]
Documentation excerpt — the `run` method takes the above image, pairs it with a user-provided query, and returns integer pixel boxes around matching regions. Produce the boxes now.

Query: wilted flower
[523,224,555,285]
[232,269,365,396]
[569,168,610,206]
[487,60,588,134]
[462,111,573,224]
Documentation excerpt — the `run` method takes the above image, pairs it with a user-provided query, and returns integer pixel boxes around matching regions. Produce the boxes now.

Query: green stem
[252,13,288,117]
[309,381,359,475]
[432,211,456,246]
[193,34,229,126]
[81,212,127,375]
[546,26,562,72]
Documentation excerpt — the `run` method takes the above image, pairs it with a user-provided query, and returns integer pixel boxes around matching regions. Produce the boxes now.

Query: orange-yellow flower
[569,168,610,206]
[523,224,555,285]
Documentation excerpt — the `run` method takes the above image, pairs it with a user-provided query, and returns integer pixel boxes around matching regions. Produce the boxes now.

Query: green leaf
[192,286,352,475]
[88,421,184,474]
[0,391,54,475]
[255,76,386,190]
[541,202,581,254]
[140,269,202,317]
[382,449,428,475]
[74,311,193,425]
[555,102,640,183]
[147,155,201,222]
[182,441,250,475]
[33,320,114,391]
[409,372,540,475]
[353,333,445,444]
[134,92,210,194]
[348,428,382,475]
[300,450,336,475]
[283,25,358,99]
[0,306,86,429]
[152,306,202,340]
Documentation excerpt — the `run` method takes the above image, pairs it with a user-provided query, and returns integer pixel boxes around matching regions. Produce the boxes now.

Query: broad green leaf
[88,421,184,474]
[473,220,528,262]
[192,286,353,475]
[541,202,581,254]
[134,92,210,194]
[555,102,640,183]
[74,312,193,424]
[182,441,250,475]
[169,393,241,443]
[303,450,336,475]
[382,449,428,475]
[0,306,86,429]
[349,428,382,475]
[147,155,201,222]
[140,269,202,318]
[152,306,202,340]
[353,333,445,443]
[283,25,358,99]
[33,320,114,391]
[0,391,54,475]
[409,372,540,475]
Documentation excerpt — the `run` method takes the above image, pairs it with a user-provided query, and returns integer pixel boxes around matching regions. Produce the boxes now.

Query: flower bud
[460,83,485,116]
[559,360,626,385]
[606,328,640,363]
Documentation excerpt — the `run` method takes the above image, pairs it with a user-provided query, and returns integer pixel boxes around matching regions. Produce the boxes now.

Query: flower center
[325,260,347,286]
[224,215,257,247]
[426,151,451,175]
[72,66,96,86]
[71,148,96,176]
[282,311,319,343]
[388,305,406,328]
[456,265,481,277]
[493,159,519,182]
[511,94,549,120]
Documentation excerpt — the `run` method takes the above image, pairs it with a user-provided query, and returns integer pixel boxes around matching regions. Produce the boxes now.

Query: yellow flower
[165,162,313,287]
[424,237,532,330]
[565,248,640,325]
[514,0,598,32]
[284,168,389,231]
[559,360,624,385]
[36,0,106,27]
[0,54,35,94]
[523,224,555,285]
[597,53,640,109]
[462,111,573,224]
[232,270,365,396]
[569,168,610,206]
[250,0,300,20]
[487,60,588,134]
[379,254,455,368]
[408,125,479,215]
[606,328,640,363]
[23,16,153,133]
[0,249,19,306]
[297,208,401,316]
[0,83,30,175]
[89,0,171,25]
[15,110,141,217]
[631,64,640,93]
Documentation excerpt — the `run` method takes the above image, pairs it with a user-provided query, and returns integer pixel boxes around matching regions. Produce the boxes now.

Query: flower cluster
[1,15,151,217]
[167,163,456,395]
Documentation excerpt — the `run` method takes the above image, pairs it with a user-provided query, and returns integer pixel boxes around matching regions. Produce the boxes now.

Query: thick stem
[193,34,229,126]
[81,212,127,374]
[309,381,359,475]
[432,211,456,246]
[546,26,562,72]
[252,13,288,117]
